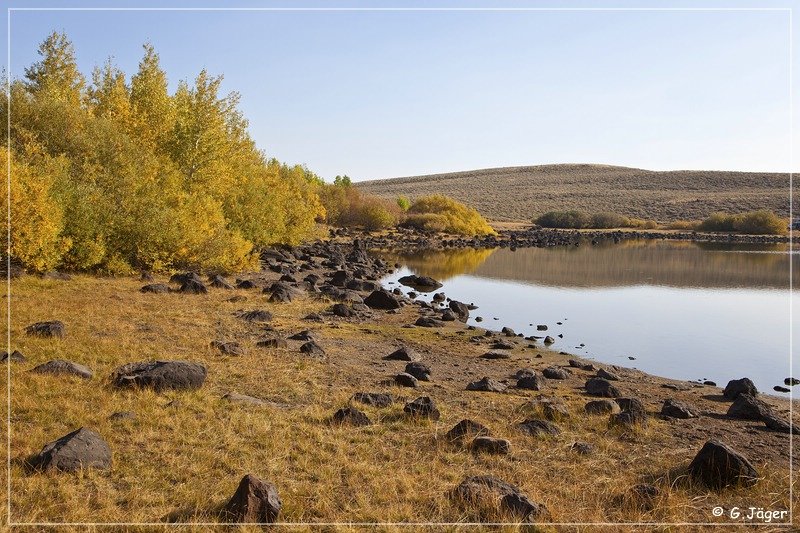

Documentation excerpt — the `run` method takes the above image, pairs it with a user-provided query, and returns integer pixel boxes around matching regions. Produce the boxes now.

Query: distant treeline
[534,210,788,235]
[3,32,493,274]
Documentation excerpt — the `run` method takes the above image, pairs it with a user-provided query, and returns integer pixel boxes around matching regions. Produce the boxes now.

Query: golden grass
[1,275,796,530]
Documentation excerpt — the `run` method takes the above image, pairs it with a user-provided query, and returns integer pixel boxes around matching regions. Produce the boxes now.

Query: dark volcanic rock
[661,399,699,419]
[25,320,65,338]
[331,303,354,317]
[383,346,419,361]
[364,289,401,310]
[236,279,258,289]
[518,418,560,436]
[223,474,281,523]
[331,407,372,426]
[211,340,245,356]
[403,396,440,420]
[466,376,507,392]
[415,317,444,328]
[404,361,432,381]
[516,375,545,390]
[394,372,419,388]
[446,419,490,443]
[501,327,516,337]
[723,377,758,400]
[299,341,325,357]
[398,274,442,292]
[688,440,759,489]
[480,351,510,360]
[542,367,568,380]
[209,274,234,289]
[238,310,273,322]
[140,283,170,294]
[611,397,648,427]
[451,475,549,521]
[179,279,208,294]
[726,393,772,420]
[31,359,93,379]
[763,413,799,434]
[1,350,26,363]
[585,378,620,398]
[470,436,511,455]
[351,392,394,408]
[111,360,206,391]
[256,337,288,349]
[449,300,470,322]
[585,399,621,415]
[29,427,111,472]
[597,368,620,381]
[570,441,594,455]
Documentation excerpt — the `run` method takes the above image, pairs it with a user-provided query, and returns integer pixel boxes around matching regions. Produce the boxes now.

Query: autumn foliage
[2,32,324,273]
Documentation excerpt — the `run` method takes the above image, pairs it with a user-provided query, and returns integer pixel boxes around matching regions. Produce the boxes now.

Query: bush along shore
[9,236,797,525]
[332,225,793,258]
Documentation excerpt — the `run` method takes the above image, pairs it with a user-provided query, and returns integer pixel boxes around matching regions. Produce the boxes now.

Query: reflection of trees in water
[470,241,793,289]
[384,240,794,289]
[381,248,496,281]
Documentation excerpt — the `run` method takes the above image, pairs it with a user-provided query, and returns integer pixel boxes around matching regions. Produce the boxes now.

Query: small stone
[211,340,245,356]
[446,419,490,443]
[403,396,440,420]
[331,407,372,426]
[30,359,92,380]
[404,361,432,381]
[585,399,621,415]
[466,376,507,392]
[25,320,65,338]
[542,367,568,380]
[395,372,419,388]
[570,441,594,455]
[518,418,560,436]
[661,399,699,419]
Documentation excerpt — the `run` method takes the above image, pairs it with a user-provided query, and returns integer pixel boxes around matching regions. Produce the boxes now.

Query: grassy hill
[357,164,790,223]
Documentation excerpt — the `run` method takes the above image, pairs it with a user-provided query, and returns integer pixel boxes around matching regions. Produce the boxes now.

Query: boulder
[179,279,208,294]
[140,283,170,294]
[723,377,758,400]
[331,407,372,426]
[451,476,549,521]
[383,346,418,361]
[597,368,620,381]
[238,310,273,323]
[446,419,490,443]
[466,376,507,392]
[350,392,394,408]
[449,300,470,322]
[518,418,560,436]
[404,361,432,381]
[415,317,444,328]
[30,359,92,379]
[111,360,206,392]
[611,397,648,427]
[398,274,442,292]
[403,396,440,420]
[542,367,568,380]
[726,393,772,420]
[585,399,621,415]
[25,320,65,338]
[585,378,620,397]
[299,341,325,357]
[394,372,418,388]
[211,340,245,356]
[364,289,401,310]
[687,440,759,489]
[661,399,699,419]
[331,303,354,317]
[209,275,234,289]
[517,375,545,391]
[763,413,800,434]
[223,474,281,523]
[470,436,511,455]
[29,427,111,472]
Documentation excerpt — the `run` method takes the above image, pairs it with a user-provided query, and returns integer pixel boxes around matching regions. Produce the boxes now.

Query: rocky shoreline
[11,234,798,525]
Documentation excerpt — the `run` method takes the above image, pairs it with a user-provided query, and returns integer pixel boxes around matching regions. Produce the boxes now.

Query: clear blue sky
[3,0,797,181]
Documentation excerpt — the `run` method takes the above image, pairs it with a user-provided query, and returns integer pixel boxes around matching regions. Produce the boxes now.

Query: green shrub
[318,183,399,230]
[397,196,411,212]
[406,195,495,236]
[590,212,629,229]
[698,212,741,232]
[535,210,591,229]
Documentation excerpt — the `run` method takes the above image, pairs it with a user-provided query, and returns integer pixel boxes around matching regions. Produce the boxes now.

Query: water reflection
[386,240,794,289]
[379,240,796,395]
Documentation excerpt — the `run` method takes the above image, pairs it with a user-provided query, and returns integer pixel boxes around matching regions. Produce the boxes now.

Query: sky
[2,0,798,181]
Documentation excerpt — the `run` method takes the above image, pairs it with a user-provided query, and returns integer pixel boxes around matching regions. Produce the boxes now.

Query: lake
[378,239,797,395]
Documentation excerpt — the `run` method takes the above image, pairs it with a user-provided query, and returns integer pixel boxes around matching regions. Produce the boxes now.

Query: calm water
[378,240,798,395]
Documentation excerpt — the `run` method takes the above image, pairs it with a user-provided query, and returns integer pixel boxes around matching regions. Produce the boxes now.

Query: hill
[357,164,790,223]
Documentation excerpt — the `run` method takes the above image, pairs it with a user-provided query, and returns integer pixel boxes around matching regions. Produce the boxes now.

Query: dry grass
[358,164,792,223]
[1,274,797,530]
